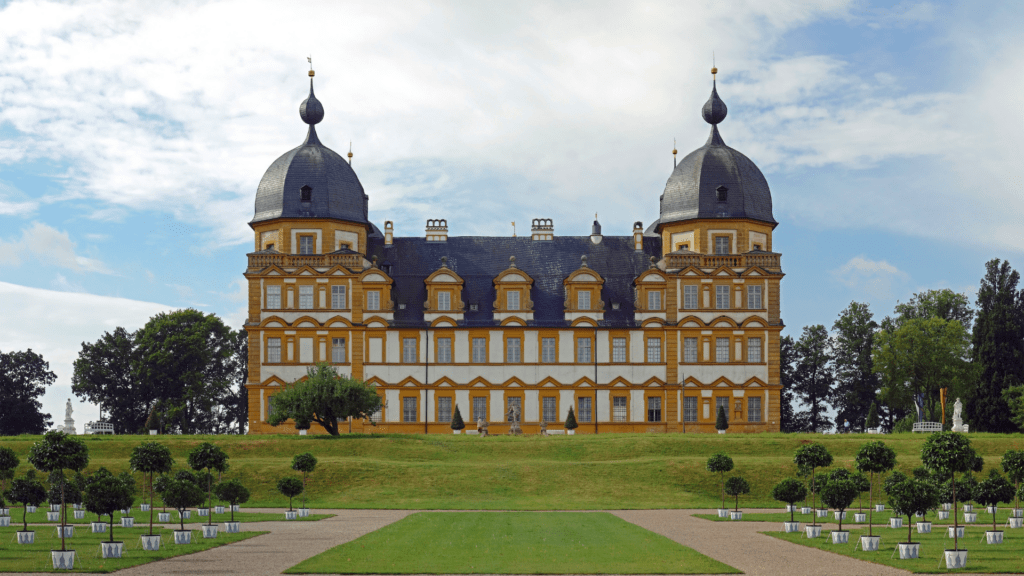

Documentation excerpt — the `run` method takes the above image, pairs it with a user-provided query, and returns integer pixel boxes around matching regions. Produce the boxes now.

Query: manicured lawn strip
[0,526,264,573]
[7,508,332,525]
[2,433,1023,509]
[765,526,1024,574]
[286,512,739,574]
[694,509,1022,526]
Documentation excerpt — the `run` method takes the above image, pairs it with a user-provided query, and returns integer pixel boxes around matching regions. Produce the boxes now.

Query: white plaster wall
[523,331,538,363]
[454,332,469,363]
[677,364,768,384]
[596,331,609,363]
[361,364,666,387]
[455,390,469,421]
[629,331,644,363]
[597,390,610,422]
[490,390,504,421]
[385,389,399,422]
[261,365,310,383]
[558,331,574,362]
[524,391,539,421]
[419,330,428,363]
[489,331,503,363]
[680,311,765,324]
[634,312,667,322]
[424,390,431,422]
[386,332,400,362]
[559,390,574,420]
[631,390,644,421]
[368,338,383,363]
[565,312,604,322]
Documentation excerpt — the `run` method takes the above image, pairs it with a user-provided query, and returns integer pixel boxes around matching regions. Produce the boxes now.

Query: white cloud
[0,221,112,273]
[831,255,911,301]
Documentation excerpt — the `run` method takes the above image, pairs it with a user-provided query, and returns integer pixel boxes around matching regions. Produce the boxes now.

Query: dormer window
[716,185,728,202]
[266,243,275,251]
[300,185,312,203]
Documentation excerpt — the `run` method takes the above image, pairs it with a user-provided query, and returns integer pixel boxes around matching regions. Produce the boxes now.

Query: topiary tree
[975,471,1015,532]
[161,476,205,531]
[866,401,880,430]
[851,471,871,514]
[187,442,228,525]
[130,441,174,537]
[564,407,578,431]
[706,453,734,510]
[821,473,859,531]
[294,413,312,432]
[794,443,832,519]
[7,475,46,532]
[921,431,977,551]
[887,478,940,544]
[960,473,980,508]
[277,477,304,511]
[27,430,89,552]
[724,476,750,512]
[291,452,318,510]
[884,470,909,502]
[855,440,896,537]
[772,478,807,522]
[1000,450,1024,510]
[0,446,19,494]
[83,473,134,544]
[213,479,250,523]
[47,471,81,521]
[451,405,466,431]
[715,405,728,432]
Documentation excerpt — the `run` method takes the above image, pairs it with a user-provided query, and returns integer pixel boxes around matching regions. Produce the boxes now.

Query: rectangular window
[402,397,417,422]
[472,397,487,423]
[267,338,281,363]
[683,397,698,422]
[647,290,662,311]
[747,285,762,309]
[646,338,661,363]
[472,338,487,363]
[577,397,592,423]
[716,397,729,422]
[299,235,314,255]
[612,337,627,363]
[647,397,662,422]
[748,397,762,422]
[541,337,556,363]
[612,396,627,422]
[714,236,730,255]
[716,285,730,309]
[507,290,520,311]
[748,337,762,363]
[402,338,417,363]
[542,397,557,423]
[331,285,347,309]
[683,285,698,309]
[437,337,452,363]
[437,291,451,311]
[684,337,698,363]
[716,338,730,363]
[299,285,313,309]
[267,285,281,309]
[506,338,521,363]
[331,338,346,363]
[438,397,452,423]
[506,397,522,422]
[577,290,591,310]
[577,337,591,363]
[366,290,380,311]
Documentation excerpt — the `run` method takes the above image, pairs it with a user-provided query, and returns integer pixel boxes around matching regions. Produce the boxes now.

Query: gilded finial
[673,138,678,168]
[347,142,353,165]
[308,55,314,77]
[711,52,716,77]
[512,221,516,237]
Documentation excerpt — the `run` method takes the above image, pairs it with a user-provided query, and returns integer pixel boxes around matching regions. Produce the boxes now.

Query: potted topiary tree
[1001,449,1024,525]
[450,405,465,435]
[129,441,174,551]
[28,430,89,570]
[278,477,304,520]
[937,478,954,520]
[921,431,977,569]
[772,478,807,533]
[715,405,728,434]
[884,471,908,529]
[187,442,228,538]
[8,474,46,544]
[291,452,317,517]
[0,445,19,518]
[153,474,172,522]
[83,472,134,558]
[172,470,200,522]
[975,470,1015,544]
[724,476,749,520]
[214,479,250,533]
[886,477,939,559]
[854,440,896,551]
[960,474,979,522]
[706,453,733,518]
[162,476,205,544]
[794,442,833,535]
[295,413,312,436]
[564,406,578,435]
[820,472,859,543]
[851,472,871,523]
[0,491,7,528]
[47,471,79,538]
[70,472,88,519]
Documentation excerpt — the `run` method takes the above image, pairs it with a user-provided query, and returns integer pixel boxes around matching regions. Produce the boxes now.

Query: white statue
[63,399,77,435]
[65,399,73,420]
[951,398,964,432]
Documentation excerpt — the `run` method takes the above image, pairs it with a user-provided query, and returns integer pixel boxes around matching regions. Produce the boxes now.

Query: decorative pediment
[362,273,389,283]
[425,260,466,314]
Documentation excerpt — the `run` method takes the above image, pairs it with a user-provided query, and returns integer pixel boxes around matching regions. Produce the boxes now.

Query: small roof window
[300,185,312,203]
[716,186,728,202]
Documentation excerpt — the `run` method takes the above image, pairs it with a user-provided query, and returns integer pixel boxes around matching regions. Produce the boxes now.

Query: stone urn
[986,530,1003,544]
[224,521,241,533]
[17,530,35,544]
[944,549,968,569]
[1009,517,1023,529]
[897,542,920,559]
[201,524,218,538]
[91,521,107,533]
[916,521,931,534]
[964,512,977,523]
[860,535,880,551]
[158,512,171,522]
[890,517,902,529]
[73,510,84,520]
[717,508,729,518]
[831,530,849,544]
[51,550,76,570]
[937,510,950,520]
[298,508,310,517]
[805,525,821,538]
[729,511,743,520]
[854,513,866,523]
[174,530,192,545]
[783,521,800,533]
[100,541,124,558]
[121,516,134,528]
[140,534,161,551]
[948,525,965,538]
[285,510,297,520]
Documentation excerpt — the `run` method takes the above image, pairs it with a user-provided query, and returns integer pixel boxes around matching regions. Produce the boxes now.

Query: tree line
[781,258,1024,433]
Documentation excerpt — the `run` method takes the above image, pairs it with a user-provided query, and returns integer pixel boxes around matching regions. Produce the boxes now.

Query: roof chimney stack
[384,221,394,246]
[590,215,602,245]
[426,219,448,242]
[531,218,553,241]
[633,221,644,252]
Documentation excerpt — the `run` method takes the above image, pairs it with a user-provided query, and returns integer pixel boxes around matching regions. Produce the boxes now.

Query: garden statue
[952,398,965,432]
[539,420,548,435]
[507,404,522,436]
[477,418,488,437]
[63,399,76,435]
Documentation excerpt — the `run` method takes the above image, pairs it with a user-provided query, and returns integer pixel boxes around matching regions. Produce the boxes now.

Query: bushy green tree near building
[921,431,977,551]
[161,476,205,531]
[277,477,304,511]
[821,473,859,531]
[268,363,382,435]
[564,407,578,431]
[975,471,1015,532]
[771,478,807,522]
[887,478,940,544]
[291,452,317,509]
[7,475,46,532]
[724,477,750,512]
[794,443,833,517]
[187,442,228,524]
[214,479,250,522]
[83,473,134,543]
[715,405,728,432]
[129,442,174,536]
[451,405,466,430]
[28,431,89,552]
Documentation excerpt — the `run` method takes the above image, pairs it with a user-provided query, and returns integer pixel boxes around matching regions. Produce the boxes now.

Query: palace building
[244,67,784,435]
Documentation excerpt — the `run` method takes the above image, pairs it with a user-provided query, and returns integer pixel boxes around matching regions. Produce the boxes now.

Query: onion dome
[252,73,369,225]
[658,72,775,229]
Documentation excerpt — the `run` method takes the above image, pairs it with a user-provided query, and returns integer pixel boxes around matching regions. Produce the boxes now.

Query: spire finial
[299,64,324,126]
[308,55,314,77]
[441,256,448,268]
[348,142,353,165]
[701,63,727,126]
[711,52,717,78]
[673,138,678,167]
[509,255,517,269]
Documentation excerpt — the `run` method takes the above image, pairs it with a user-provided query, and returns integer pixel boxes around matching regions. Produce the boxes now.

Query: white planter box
[231,505,240,512]
[57,525,74,538]
[73,503,81,510]
[158,513,171,522]
[717,508,729,518]
[964,512,977,523]
[986,530,1003,544]
[140,504,151,512]
[298,508,310,517]
[47,511,60,522]
[91,522,107,533]
[0,507,8,515]
[816,509,829,518]
[800,507,811,514]
[860,535,880,551]
[897,542,920,559]
[805,525,821,538]
[963,504,973,512]
[948,525,965,538]
[783,521,800,533]
[875,504,885,512]
[834,511,846,520]
[729,511,743,520]
[50,504,60,512]
[197,508,209,517]
[917,522,931,534]
[224,521,241,533]
[140,534,161,551]
[285,510,297,520]
[1012,508,1023,518]
[785,505,796,512]
[854,513,866,523]
[121,517,134,528]
[201,524,218,539]
[1009,517,1023,529]
[717,429,725,434]
[121,507,131,514]
[51,549,76,570]
[452,429,461,434]
[0,516,9,527]
[100,541,124,558]
[299,430,307,435]
[987,506,998,514]
[567,430,575,435]
[831,530,849,544]
[890,517,902,528]
[73,510,84,519]
[215,506,225,514]
[26,506,37,513]
[173,530,191,544]
[179,510,191,520]
[944,549,968,569]
[17,531,35,544]
[942,502,952,511]
[149,430,158,435]
[937,511,950,520]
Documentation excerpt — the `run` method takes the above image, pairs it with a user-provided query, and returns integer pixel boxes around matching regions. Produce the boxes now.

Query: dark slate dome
[658,77,775,228]
[252,77,369,225]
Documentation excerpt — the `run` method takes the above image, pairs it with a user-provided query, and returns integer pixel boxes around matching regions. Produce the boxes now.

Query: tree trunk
[149,473,155,536]
[953,472,959,550]
[868,472,874,537]
[60,480,66,551]
[110,513,115,543]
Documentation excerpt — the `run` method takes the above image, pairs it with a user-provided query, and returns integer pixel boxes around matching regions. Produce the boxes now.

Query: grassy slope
[286,512,739,574]
[1,433,1022,509]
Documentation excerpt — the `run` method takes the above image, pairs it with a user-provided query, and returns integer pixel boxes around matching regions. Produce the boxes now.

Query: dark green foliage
[892,415,915,433]
[887,478,940,543]
[48,471,81,507]
[723,476,750,512]
[779,335,801,432]
[144,406,161,433]
[564,407,578,430]
[851,471,871,512]
[791,325,834,432]
[793,443,832,514]
[277,477,304,511]
[71,327,146,434]
[27,430,89,550]
[188,442,228,523]
[0,446,19,492]
[771,478,807,522]
[970,259,1024,432]
[0,348,55,435]
[7,475,46,532]
[706,453,734,509]
[831,302,880,431]
[268,363,383,435]
[821,476,859,531]
[84,474,134,542]
[921,431,977,550]
[883,471,908,497]
[1001,450,1024,508]
[173,469,199,484]
[214,479,250,522]
[451,405,466,430]
[161,477,206,531]
[714,405,728,431]
[294,413,312,431]
[959,474,979,506]
[865,402,880,429]
[976,471,1015,531]
[130,441,174,535]
[292,452,318,509]
[972,454,985,473]
[911,466,932,481]
[224,329,250,434]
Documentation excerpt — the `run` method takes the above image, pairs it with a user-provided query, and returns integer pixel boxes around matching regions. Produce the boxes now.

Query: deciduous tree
[0,349,55,435]
[71,327,147,434]
[268,363,382,435]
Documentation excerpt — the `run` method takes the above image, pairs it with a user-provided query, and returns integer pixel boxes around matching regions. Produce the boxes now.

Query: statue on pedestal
[63,399,76,435]
[507,404,522,436]
[951,398,965,432]
[477,418,488,437]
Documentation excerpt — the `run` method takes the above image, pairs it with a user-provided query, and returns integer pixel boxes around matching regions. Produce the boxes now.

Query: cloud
[0,221,112,273]
[831,255,910,300]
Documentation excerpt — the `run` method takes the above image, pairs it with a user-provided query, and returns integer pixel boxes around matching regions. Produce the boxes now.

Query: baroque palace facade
[245,68,784,435]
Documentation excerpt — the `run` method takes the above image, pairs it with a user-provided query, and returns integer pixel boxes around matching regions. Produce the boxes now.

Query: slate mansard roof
[366,235,663,328]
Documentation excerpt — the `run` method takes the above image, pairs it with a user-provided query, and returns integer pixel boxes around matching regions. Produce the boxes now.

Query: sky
[1,0,1022,429]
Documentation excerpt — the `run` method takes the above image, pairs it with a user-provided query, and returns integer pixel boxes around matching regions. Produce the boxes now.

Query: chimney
[590,216,602,245]
[426,219,448,242]
[633,221,643,252]
[531,218,553,241]
[384,221,394,246]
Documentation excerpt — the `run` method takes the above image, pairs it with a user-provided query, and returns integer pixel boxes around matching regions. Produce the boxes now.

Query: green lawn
[286,512,738,574]
[2,433,1022,509]
[4,508,332,526]
[0,525,264,573]
[766,525,1024,573]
